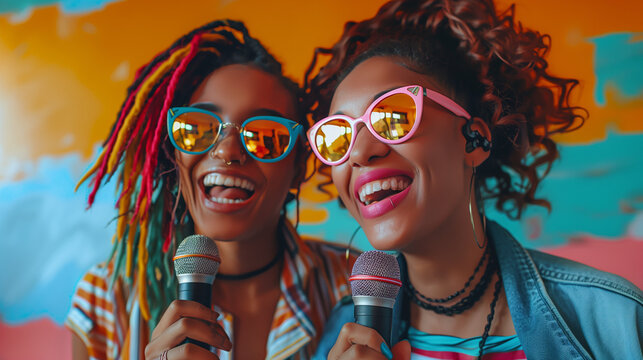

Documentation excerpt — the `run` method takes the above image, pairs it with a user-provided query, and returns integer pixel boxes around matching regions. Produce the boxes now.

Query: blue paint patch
[295,199,369,251]
[0,0,120,15]
[589,32,643,106]
[0,152,115,325]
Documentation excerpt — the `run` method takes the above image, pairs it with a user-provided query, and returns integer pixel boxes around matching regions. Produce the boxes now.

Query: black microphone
[173,234,221,350]
[349,251,401,346]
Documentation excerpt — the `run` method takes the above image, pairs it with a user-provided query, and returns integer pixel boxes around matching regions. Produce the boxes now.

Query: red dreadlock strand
[133,34,203,221]
[118,76,170,207]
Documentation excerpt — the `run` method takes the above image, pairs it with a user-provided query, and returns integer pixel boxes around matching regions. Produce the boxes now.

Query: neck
[402,197,487,300]
[211,220,283,296]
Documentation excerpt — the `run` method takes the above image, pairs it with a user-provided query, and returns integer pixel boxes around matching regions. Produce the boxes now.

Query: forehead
[330,56,445,116]
[190,64,296,117]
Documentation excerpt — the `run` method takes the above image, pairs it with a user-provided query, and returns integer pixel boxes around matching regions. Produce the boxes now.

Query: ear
[462,117,492,167]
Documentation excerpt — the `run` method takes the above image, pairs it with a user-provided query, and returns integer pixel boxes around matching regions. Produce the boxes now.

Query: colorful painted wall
[0,0,641,358]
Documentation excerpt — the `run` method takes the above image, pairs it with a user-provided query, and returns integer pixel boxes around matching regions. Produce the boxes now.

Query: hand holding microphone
[328,251,410,360]
[144,235,232,360]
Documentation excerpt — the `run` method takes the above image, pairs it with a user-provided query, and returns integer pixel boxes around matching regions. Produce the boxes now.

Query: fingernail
[211,311,220,321]
[380,342,393,360]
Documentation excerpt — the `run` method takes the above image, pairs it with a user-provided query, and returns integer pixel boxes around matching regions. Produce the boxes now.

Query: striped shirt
[407,327,526,360]
[65,221,356,360]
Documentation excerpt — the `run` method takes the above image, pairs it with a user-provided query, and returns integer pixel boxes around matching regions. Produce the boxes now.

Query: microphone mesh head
[174,235,220,276]
[350,250,401,300]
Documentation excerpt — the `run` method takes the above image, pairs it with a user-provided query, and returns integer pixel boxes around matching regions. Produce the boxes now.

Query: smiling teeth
[359,176,410,203]
[209,197,246,204]
[203,173,255,192]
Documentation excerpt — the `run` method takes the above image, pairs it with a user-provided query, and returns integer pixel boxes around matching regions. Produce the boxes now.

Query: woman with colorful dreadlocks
[65,20,356,360]
[303,0,643,359]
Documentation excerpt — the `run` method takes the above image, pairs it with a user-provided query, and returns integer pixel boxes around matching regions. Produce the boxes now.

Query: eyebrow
[190,102,289,119]
[190,102,221,112]
[330,86,401,116]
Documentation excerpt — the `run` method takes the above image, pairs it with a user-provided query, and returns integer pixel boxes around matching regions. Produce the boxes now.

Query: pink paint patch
[0,318,70,360]
[541,236,643,289]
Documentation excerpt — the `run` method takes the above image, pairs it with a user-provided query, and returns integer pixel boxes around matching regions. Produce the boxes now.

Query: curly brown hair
[304,0,587,219]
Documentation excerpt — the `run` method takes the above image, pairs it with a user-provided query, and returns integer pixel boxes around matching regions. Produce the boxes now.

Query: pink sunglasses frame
[307,85,472,165]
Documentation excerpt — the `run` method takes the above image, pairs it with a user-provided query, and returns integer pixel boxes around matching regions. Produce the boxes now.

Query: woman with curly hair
[65,20,357,360]
[304,0,643,359]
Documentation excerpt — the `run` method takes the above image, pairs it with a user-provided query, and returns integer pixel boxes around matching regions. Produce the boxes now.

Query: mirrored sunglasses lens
[314,119,352,162]
[369,93,416,140]
[242,120,291,160]
[171,112,218,152]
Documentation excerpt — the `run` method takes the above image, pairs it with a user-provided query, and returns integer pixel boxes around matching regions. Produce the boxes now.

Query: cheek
[331,165,352,203]
[175,152,199,198]
[261,159,296,194]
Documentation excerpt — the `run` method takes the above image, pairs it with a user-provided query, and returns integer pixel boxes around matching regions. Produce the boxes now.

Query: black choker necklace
[403,245,495,315]
[412,245,489,304]
[217,248,283,281]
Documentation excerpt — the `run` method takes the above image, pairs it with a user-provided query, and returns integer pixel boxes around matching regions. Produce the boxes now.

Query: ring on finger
[160,349,170,360]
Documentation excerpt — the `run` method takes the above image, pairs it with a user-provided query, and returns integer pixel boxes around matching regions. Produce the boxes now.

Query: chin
[195,222,247,242]
[362,220,410,252]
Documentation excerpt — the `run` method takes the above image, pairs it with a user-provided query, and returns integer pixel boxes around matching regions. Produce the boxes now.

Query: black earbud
[461,120,491,153]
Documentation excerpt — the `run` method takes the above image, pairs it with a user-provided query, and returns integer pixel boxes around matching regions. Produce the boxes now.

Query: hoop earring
[171,175,182,218]
[293,186,301,229]
[345,225,361,277]
[469,165,487,249]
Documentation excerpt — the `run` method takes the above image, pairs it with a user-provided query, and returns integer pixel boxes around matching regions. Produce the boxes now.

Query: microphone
[349,251,401,346]
[173,234,221,349]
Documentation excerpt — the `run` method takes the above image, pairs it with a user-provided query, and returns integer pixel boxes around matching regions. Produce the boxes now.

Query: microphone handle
[354,304,393,346]
[178,282,213,350]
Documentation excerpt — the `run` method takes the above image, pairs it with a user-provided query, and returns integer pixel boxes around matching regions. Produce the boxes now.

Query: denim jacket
[314,221,643,359]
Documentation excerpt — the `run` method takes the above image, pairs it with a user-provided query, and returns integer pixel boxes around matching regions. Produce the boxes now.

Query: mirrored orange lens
[171,112,219,152]
[314,119,352,162]
[369,93,416,140]
[242,120,291,159]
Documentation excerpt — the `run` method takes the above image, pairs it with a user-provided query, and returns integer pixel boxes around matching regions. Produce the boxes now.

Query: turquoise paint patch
[487,130,643,247]
[0,0,119,14]
[589,32,643,106]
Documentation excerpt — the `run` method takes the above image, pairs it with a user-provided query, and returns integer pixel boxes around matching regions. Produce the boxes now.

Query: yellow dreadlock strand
[106,44,193,174]
[137,203,151,321]
[75,146,108,192]
[125,221,137,278]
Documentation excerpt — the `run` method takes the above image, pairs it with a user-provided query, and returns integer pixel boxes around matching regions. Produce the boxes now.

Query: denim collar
[392,220,592,359]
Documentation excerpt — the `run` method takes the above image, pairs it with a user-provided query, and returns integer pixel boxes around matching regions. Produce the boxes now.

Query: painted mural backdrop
[0,0,641,358]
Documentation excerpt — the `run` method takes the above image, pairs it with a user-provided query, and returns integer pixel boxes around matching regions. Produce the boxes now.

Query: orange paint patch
[299,206,329,225]
[0,0,641,178]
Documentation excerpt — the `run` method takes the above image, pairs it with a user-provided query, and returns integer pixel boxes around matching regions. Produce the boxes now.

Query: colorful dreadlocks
[77,19,305,330]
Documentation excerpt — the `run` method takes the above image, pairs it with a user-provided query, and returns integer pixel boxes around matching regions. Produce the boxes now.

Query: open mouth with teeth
[202,173,256,204]
[358,175,412,206]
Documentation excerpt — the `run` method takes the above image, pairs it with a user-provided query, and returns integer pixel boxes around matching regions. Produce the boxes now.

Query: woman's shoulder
[490,220,642,304]
[65,262,121,357]
[73,262,112,294]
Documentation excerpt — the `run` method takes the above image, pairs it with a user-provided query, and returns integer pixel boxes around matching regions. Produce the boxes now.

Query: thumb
[392,340,411,360]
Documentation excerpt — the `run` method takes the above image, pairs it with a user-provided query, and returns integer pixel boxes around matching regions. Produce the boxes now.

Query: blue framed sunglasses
[167,107,304,163]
